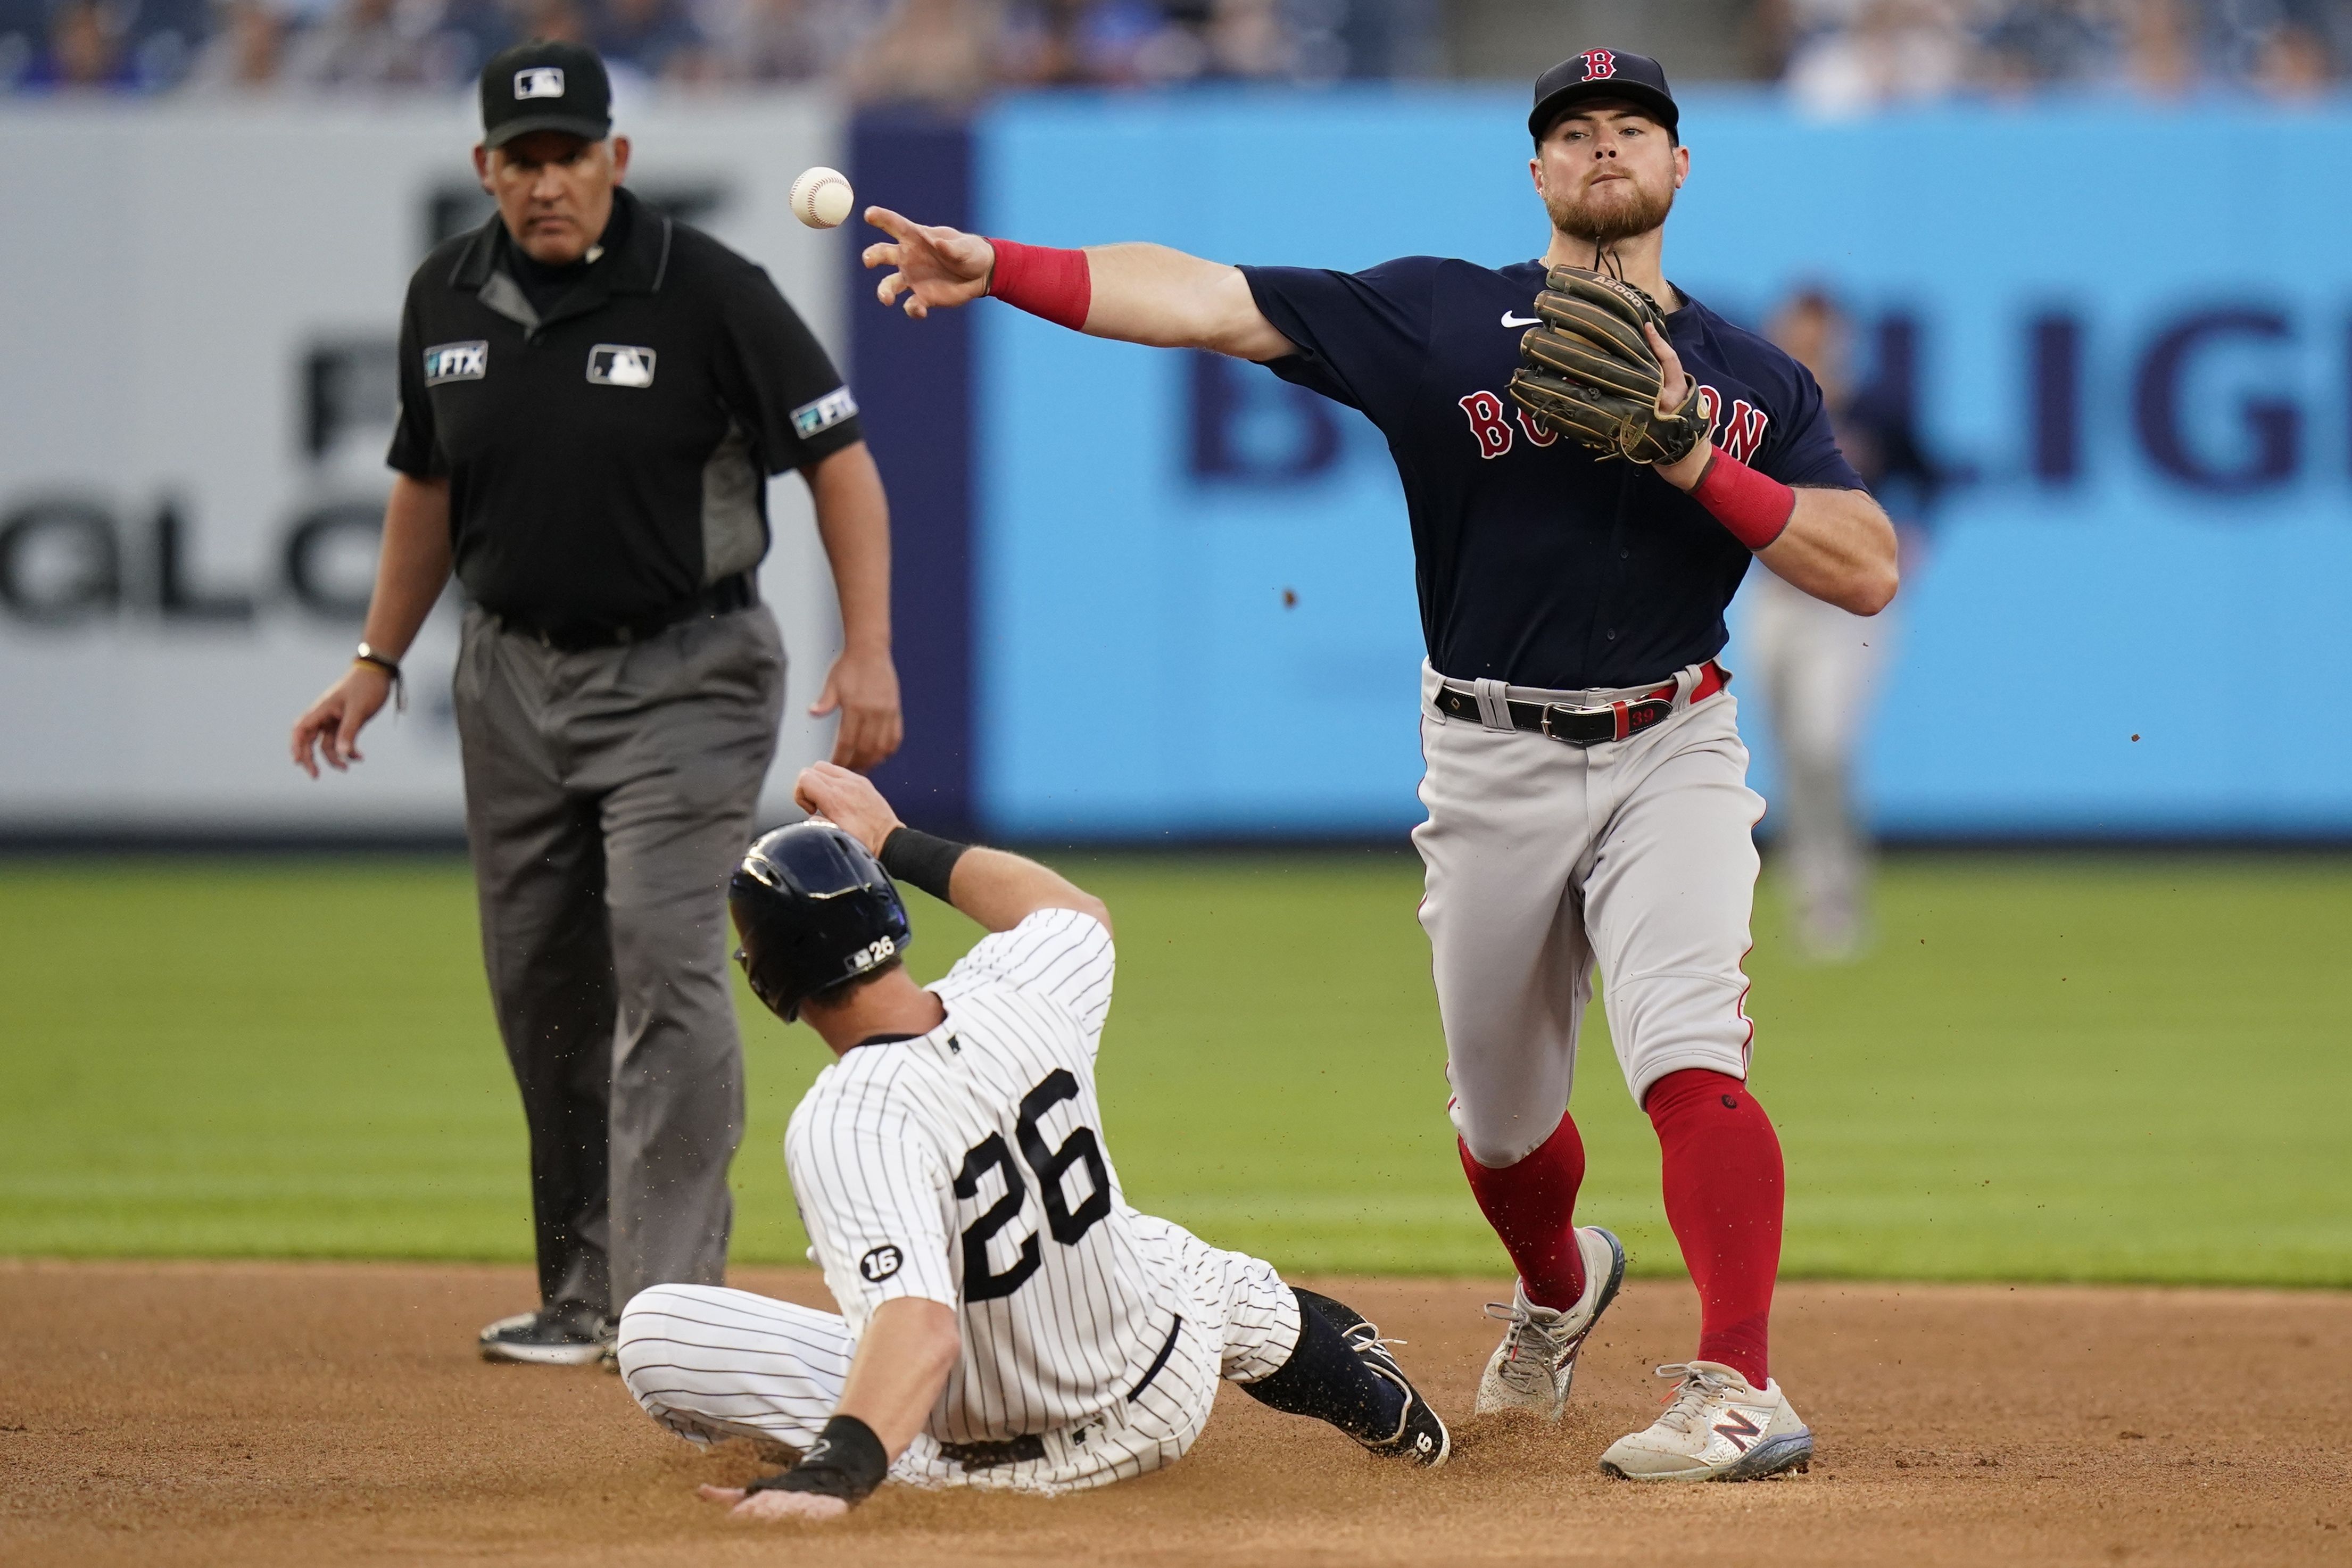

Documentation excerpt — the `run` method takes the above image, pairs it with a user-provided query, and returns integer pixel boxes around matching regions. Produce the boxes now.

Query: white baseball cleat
[1472,1224,1626,1420]
[1598,1360,1813,1481]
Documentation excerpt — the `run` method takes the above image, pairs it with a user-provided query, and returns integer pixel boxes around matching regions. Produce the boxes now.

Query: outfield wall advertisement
[975,92,2352,838]
[6,93,2350,842]
[0,100,850,835]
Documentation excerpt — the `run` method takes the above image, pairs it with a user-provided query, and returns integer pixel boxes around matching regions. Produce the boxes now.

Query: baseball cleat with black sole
[1304,1296,1451,1468]
[478,1301,615,1366]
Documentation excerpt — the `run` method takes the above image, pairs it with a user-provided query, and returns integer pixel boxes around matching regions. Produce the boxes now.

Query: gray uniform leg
[455,605,785,1315]
[1414,663,1765,1165]
[456,609,619,1312]
[1744,570,1891,959]
[582,609,783,1305]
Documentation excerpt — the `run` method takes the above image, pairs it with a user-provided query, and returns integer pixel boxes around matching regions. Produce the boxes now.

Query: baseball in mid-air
[789,166,855,229]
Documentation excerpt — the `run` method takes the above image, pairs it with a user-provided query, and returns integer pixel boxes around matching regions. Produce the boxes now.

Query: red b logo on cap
[1579,49,1616,81]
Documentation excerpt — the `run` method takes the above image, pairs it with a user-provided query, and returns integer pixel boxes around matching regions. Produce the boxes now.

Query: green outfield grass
[1,851,2346,1286]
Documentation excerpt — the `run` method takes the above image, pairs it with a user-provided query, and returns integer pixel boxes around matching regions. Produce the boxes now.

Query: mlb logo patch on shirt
[791,386,857,438]
[515,66,565,98]
[424,341,487,385]
[586,344,657,387]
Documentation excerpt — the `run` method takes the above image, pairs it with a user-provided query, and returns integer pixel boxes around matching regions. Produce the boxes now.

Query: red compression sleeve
[1458,1112,1588,1312]
[1690,450,1796,551]
[1645,1068,1784,1389]
[985,239,1091,331]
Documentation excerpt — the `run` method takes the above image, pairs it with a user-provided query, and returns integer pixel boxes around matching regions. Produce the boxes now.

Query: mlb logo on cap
[479,40,612,148]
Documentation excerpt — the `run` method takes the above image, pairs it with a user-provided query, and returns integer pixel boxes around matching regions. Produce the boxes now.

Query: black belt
[936,1315,1181,1472]
[1432,660,1728,747]
[938,1433,1047,1470]
[491,573,757,653]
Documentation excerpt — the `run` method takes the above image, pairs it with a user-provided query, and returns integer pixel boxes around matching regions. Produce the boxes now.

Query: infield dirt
[4,1260,2346,1566]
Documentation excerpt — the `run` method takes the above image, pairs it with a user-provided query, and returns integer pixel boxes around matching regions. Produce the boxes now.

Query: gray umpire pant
[453,602,785,1317]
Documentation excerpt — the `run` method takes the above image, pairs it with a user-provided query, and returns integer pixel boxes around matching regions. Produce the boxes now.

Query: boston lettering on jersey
[1241,257,1866,691]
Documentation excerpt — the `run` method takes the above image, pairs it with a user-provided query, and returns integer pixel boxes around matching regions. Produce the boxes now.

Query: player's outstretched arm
[862,206,1296,362]
[700,1297,959,1523]
[793,762,1113,937]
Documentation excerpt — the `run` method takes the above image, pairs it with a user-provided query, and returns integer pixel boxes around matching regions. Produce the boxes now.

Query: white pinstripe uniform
[616,908,1304,1495]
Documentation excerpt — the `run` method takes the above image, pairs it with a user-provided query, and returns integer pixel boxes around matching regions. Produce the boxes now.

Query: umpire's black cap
[1530,49,1679,142]
[479,39,612,149]
[730,823,913,1022]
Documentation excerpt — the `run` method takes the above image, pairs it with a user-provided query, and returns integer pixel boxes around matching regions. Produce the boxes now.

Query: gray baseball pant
[453,603,785,1316]
[1413,660,1764,1167]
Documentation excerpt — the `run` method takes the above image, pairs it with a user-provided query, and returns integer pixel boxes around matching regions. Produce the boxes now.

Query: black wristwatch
[353,642,407,711]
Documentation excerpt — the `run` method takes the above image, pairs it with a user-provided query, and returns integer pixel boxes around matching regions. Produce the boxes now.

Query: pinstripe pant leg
[1128,1214,1303,1386]
[616,1284,855,1451]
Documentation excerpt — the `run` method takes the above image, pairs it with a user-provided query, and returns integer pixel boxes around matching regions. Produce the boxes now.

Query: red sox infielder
[860,50,1897,1479]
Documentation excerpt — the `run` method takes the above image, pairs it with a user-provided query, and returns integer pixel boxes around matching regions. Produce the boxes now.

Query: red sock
[1644,1068,1783,1389]
[1457,1112,1587,1310]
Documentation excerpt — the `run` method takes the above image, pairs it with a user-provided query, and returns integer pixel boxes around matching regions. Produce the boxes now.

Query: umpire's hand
[290,664,393,777]
[810,645,902,773]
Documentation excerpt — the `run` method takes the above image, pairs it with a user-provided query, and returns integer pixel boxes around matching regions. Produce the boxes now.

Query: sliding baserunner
[614,764,1448,1520]
[859,48,1898,1480]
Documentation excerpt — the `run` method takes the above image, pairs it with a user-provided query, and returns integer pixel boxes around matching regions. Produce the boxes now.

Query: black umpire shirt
[1242,257,1866,691]
[389,186,864,638]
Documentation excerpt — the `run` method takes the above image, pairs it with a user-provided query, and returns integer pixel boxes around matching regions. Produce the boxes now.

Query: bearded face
[1533,105,1682,248]
[1545,169,1676,245]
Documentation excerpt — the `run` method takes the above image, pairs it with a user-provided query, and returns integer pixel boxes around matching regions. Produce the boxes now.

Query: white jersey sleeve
[785,1069,959,1330]
[932,907,1116,1050]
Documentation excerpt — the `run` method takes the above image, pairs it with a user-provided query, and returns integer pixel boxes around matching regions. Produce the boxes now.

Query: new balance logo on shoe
[1711,1408,1761,1451]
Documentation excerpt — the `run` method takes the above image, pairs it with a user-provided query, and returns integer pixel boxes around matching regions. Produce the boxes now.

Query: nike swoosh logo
[1501,311,1541,328]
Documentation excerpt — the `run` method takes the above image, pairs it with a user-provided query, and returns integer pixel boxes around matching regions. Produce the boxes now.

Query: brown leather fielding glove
[1508,266,1710,467]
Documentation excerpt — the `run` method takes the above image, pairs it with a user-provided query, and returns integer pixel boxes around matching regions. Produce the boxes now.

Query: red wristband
[985,239,1091,331]
[1690,449,1796,551]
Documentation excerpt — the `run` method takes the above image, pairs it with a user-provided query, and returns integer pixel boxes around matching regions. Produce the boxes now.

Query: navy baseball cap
[1530,49,1678,142]
[479,40,612,149]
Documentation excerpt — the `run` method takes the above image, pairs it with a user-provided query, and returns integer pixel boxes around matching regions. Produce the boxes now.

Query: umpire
[290,40,902,1364]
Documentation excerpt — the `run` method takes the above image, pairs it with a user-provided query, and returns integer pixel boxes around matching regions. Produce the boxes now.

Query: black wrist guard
[743,1414,888,1505]
[880,826,970,904]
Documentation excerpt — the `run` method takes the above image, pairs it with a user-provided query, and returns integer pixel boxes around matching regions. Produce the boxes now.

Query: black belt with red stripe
[1433,660,1729,747]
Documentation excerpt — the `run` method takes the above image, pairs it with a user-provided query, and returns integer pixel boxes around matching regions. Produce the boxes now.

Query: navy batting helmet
[729,822,913,1022]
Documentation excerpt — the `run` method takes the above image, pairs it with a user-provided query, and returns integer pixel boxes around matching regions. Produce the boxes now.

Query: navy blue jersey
[1240,257,1866,691]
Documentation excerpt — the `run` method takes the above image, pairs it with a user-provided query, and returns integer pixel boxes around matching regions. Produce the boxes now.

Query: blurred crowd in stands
[1764,0,2352,109]
[0,0,1410,94]
[2,0,2347,102]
